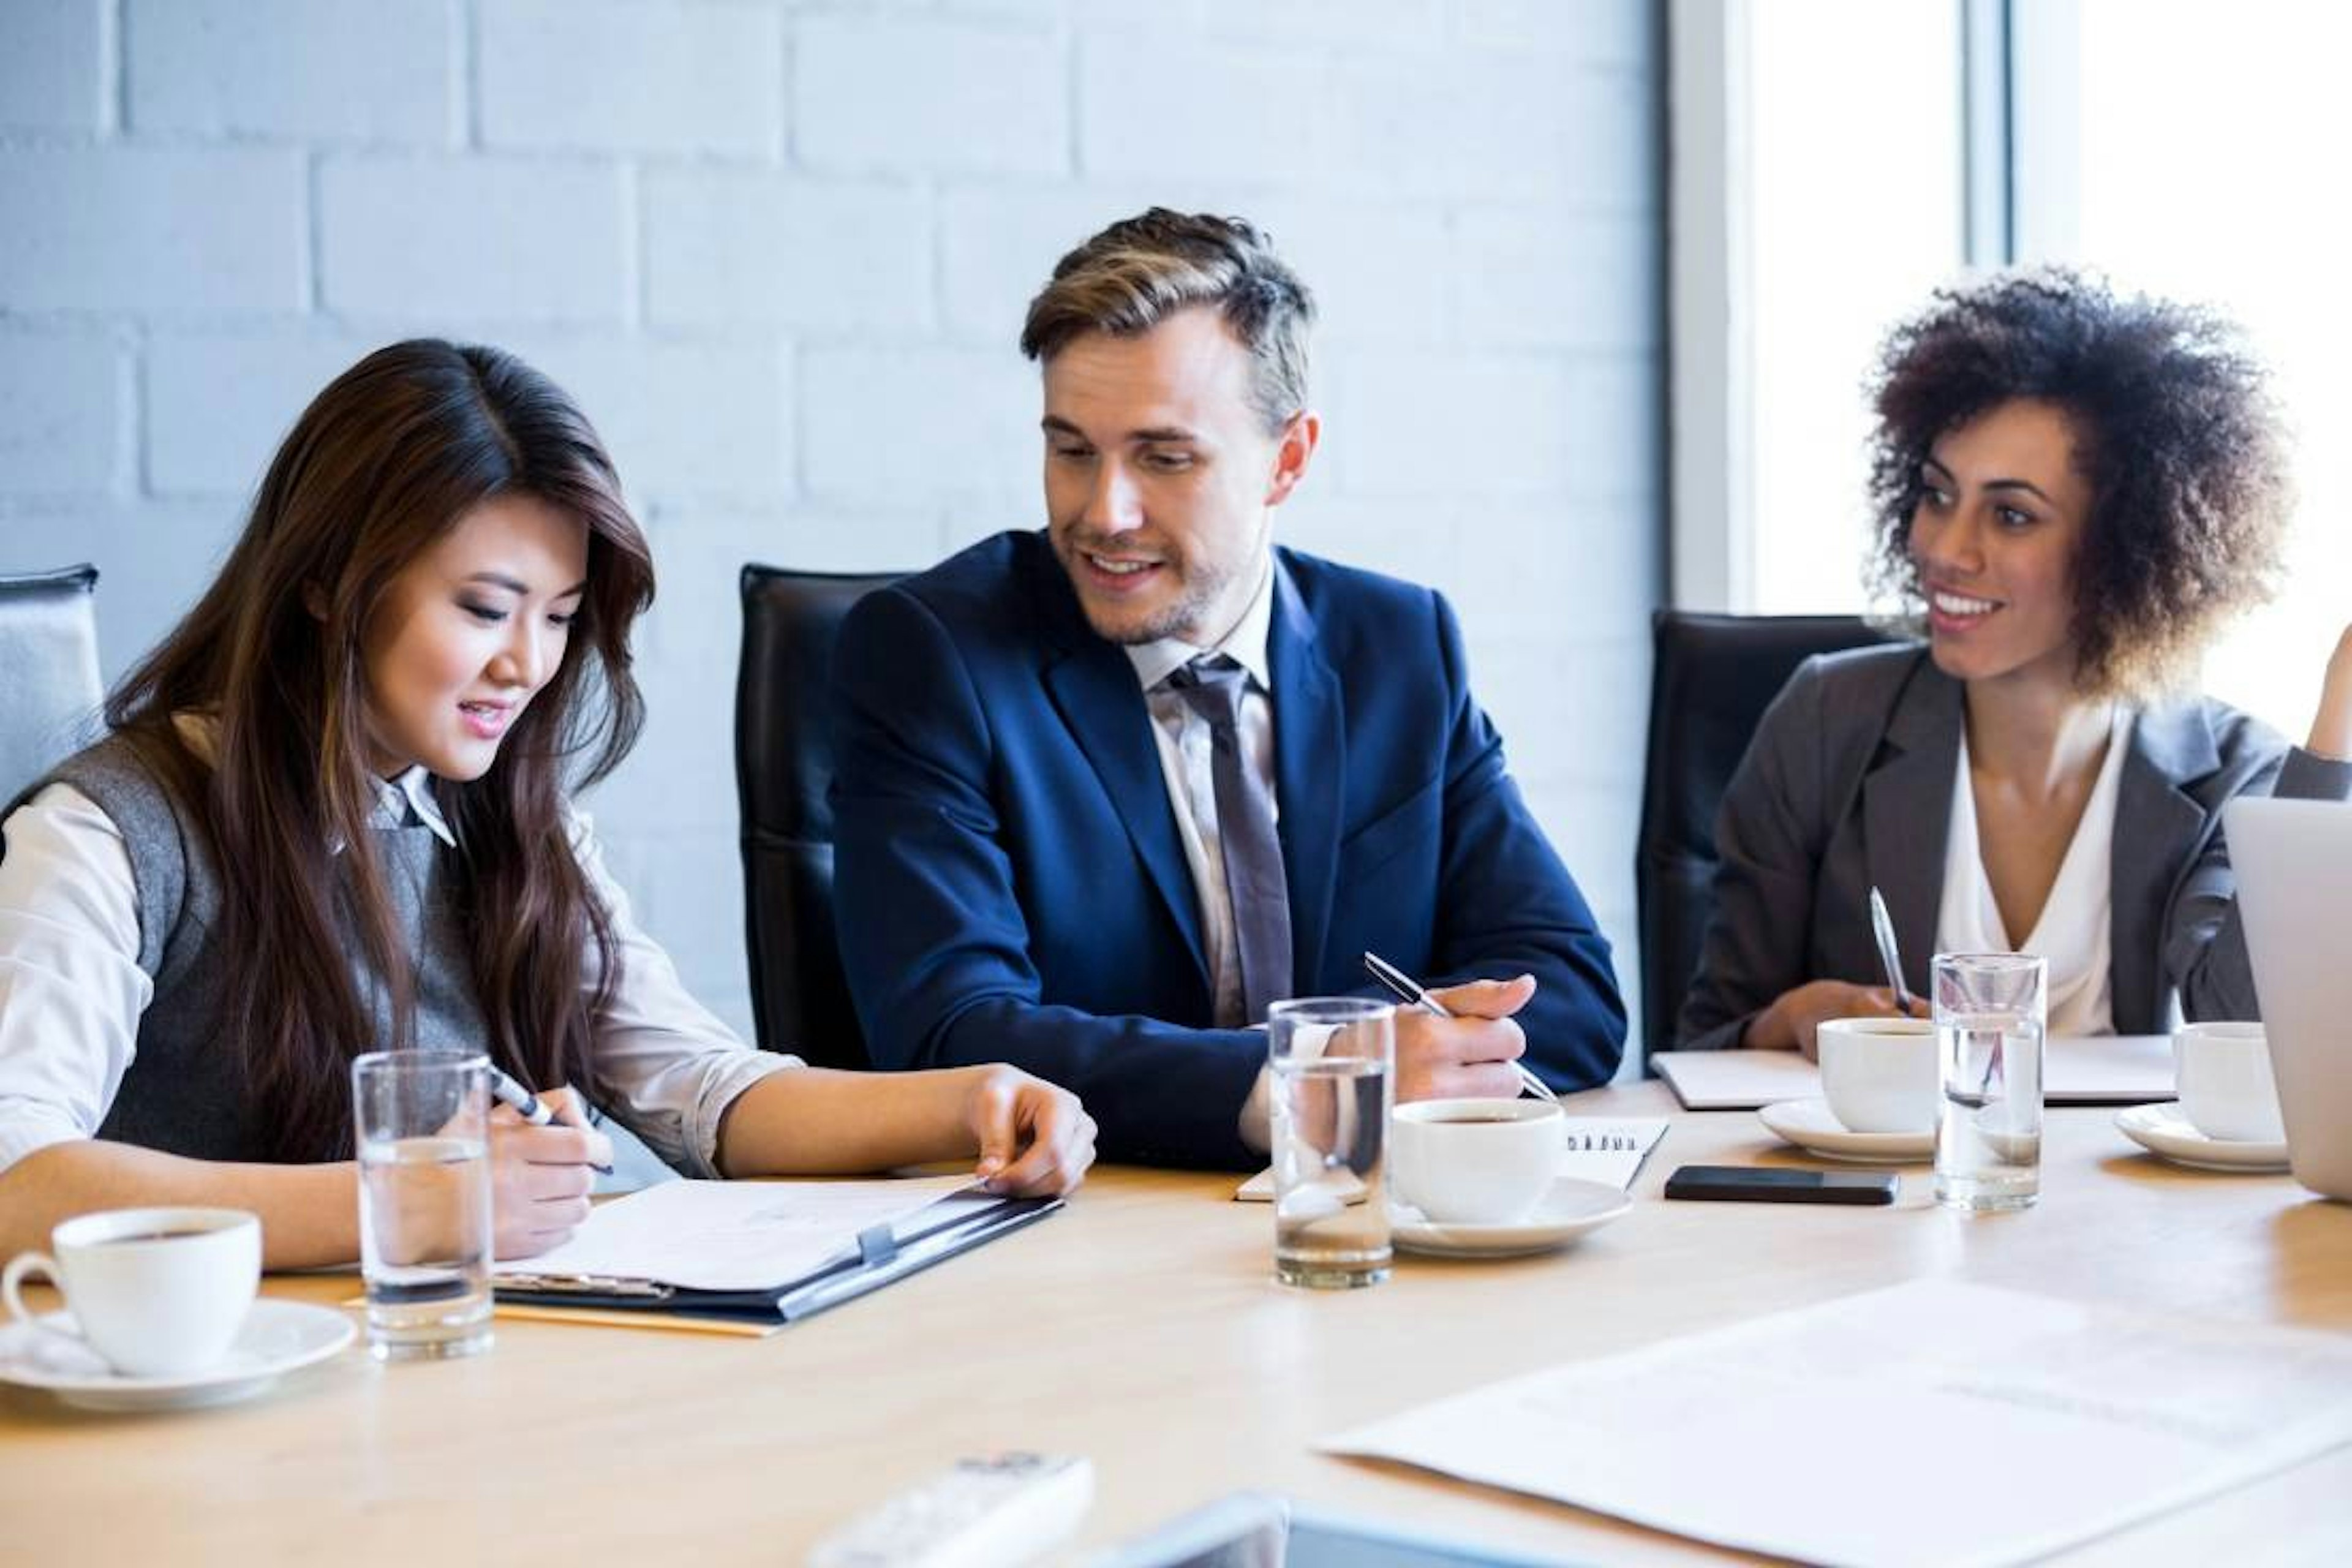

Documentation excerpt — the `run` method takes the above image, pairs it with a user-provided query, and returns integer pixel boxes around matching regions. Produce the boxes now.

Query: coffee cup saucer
[1757,1098,1934,1164]
[1390,1176,1629,1259]
[2114,1102,2290,1174]
[0,1298,354,1412]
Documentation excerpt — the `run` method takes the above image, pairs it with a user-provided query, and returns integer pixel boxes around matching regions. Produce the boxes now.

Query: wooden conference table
[4,1080,2348,1565]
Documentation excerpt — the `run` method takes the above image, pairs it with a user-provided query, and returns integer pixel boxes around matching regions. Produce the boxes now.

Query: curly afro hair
[1864,266,2291,699]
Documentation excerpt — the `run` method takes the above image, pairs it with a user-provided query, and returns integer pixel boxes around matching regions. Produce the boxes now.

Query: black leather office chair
[1635,609,1892,1054]
[1,564,104,808]
[735,566,906,1070]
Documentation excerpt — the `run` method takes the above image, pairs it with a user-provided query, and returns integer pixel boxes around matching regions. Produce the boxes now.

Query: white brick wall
[1,0,107,132]
[0,146,306,312]
[0,330,123,496]
[0,0,1664,1059]
[794,15,1065,175]
[127,0,455,145]
[478,0,783,158]
[320,156,631,321]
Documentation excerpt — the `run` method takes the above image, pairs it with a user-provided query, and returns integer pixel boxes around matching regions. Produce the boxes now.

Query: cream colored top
[1935,708,2134,1036]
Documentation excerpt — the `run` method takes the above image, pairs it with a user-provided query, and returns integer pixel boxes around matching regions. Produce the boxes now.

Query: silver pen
[1361,951,1560,1105]
[1866,886,1918,1017]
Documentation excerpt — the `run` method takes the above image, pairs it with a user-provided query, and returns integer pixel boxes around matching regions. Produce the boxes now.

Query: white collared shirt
[1117,562,1292,1151]
[1125,562,1280,1032]
[1934,708,2135,1037]
[0,728,796,1178]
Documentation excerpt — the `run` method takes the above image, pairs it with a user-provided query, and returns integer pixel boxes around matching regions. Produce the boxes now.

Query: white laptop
[2225,795,2352,1202]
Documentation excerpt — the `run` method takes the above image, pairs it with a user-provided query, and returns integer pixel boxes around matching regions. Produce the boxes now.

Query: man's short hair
[1019,208,1316,434]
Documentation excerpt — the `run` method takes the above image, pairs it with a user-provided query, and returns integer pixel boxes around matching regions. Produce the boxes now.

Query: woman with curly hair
[1678,268,2352,1055]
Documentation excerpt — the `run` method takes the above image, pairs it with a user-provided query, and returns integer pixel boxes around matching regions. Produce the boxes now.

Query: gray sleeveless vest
[22,736,489,1162]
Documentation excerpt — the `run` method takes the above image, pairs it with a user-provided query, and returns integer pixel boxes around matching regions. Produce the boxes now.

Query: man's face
[1041,306,1317,646]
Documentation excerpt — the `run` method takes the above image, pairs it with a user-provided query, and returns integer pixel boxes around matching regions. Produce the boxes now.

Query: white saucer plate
[1757,1098,1934,1164]
[0,1298,356,1412]
[2115,1102,2291,1174]
[1392,1176,1630,1259]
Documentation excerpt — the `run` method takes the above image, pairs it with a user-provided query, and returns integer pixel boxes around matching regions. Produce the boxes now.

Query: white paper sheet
[1325,1279,2352,1568]
[1653,1035,2173,1110]
[489,1174,974,1291]
[1233,1117,1668,1201]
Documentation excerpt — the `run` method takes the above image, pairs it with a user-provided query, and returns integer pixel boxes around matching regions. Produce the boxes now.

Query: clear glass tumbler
[1932,953,2046,1212]
[1267,998,1395,1289]
[352,1049,495,1359]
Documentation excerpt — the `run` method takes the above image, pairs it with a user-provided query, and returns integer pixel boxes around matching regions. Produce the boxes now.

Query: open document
[489,1175,1059,1329]
[1651,1035,2173,1110]
[1325,1279,2352,1567]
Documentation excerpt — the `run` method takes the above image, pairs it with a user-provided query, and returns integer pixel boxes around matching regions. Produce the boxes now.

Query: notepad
[488,1175,1060,1327]
[1233,1117,1668,1201]
[1651,1034,2173,1110]
[1325,1278,2352,1567]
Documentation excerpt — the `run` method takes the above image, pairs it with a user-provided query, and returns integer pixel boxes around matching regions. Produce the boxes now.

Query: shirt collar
[173,710,458,850]
[372,766,458,849]
[1121,555,1277,694]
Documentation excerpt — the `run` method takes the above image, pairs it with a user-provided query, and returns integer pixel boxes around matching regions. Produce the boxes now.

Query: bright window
[2015,0,2351,737]
[1745,0,1965,615]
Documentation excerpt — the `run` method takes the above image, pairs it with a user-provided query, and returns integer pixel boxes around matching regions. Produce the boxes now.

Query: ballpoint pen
[1361,950,1560,1105]
[488,1064,614,1175]
[1866,886,1918,1017]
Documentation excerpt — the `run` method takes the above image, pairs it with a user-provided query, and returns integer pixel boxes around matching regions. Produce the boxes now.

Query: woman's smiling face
[360,493,587,780]
[1908,398,2096,692]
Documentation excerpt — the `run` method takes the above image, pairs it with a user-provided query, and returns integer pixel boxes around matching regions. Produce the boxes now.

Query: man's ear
[1263,410,1321,508]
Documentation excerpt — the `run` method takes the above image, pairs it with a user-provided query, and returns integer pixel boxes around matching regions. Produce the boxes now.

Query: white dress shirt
[0,729,796,1179]
[1934,708,2134,1037]
[1119,562,1292,1152]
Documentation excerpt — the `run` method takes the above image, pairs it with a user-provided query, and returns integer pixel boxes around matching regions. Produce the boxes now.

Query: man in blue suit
[830,209,1626,1168]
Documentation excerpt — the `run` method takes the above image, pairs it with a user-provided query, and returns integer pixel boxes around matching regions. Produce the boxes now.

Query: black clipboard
[492,1193,1063,1326]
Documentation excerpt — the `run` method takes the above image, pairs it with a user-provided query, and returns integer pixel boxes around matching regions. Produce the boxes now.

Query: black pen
[1361,950,1560,1106]
[488,1065,614,1175]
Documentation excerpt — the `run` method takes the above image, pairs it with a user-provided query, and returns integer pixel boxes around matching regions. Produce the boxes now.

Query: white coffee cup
[2,1207,260,1377]
[1818,1016,1938,1134]
[1390,1098,1562,1223]
[2174,1021,2286,1144]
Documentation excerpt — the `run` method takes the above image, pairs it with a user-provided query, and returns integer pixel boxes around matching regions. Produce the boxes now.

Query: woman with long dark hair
[0,341,1094,1265]
[1678,269,2352,1055]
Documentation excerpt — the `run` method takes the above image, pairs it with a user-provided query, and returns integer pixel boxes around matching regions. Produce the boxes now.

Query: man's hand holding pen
[1392,974,1539,1104]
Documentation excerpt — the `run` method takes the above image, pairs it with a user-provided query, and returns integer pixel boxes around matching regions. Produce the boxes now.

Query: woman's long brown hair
[105,341,654,1161]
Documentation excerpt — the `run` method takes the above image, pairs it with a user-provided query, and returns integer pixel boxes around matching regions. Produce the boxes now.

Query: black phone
[1663,1164,1899,1205]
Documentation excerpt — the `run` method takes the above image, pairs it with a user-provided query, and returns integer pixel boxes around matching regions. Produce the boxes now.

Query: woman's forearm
[712,1066,981,1178]
[0,1140,361,1268]
[2308,625,2352,761]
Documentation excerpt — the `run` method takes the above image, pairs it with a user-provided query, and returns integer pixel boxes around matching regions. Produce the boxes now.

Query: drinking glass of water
[1267,998,1395,1289]
[352,1049,494,1360]
[1932,953,2046,1212]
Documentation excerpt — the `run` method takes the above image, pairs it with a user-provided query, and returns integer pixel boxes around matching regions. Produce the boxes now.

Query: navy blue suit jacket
[829,531,1626,1168]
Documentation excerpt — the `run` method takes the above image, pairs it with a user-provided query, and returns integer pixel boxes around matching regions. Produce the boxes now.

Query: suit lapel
[2110,701,2218,1032]
[1030,551,1212,987]
[1861,655,1961,997]
[1268,556,1344,992]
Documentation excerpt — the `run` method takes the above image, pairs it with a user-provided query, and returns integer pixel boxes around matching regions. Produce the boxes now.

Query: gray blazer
[1676,643,2352,1050]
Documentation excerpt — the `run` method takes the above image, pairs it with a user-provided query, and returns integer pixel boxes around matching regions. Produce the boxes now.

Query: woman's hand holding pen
[1747,979,1922,1060]
[962,1066,1096,1197]
[486,1084,614,1259]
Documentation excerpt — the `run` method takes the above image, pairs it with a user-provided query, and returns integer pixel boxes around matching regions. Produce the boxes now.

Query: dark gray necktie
[1166,656,1292,1027]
